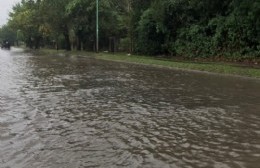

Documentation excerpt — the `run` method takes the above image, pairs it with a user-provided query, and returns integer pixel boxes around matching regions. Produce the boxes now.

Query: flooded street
[0,48,260,168]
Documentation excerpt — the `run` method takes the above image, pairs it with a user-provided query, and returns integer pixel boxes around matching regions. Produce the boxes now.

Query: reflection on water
[0,48,260,168]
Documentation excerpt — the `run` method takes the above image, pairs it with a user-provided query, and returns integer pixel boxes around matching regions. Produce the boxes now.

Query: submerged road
[0,48,260,168]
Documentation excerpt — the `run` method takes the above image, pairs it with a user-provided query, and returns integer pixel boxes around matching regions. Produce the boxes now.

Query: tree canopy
[1,0,259,59]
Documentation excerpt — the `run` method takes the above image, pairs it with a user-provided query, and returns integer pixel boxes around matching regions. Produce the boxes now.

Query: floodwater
[0,48,260,168]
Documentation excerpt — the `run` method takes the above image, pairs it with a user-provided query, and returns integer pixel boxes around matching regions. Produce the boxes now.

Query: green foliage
[8,0,43,48]
[174,25,214,58]
[157,0,259,59]
[0,25,16,44]
[3,0,259,59]
[118,37,131,52]
[136,9,164,55]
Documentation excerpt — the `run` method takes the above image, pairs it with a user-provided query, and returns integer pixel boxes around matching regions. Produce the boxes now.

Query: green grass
[37,49,260,78]
[96,53,260,78]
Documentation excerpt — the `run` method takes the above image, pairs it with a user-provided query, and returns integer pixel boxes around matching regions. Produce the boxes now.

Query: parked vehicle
[1,40,11,49]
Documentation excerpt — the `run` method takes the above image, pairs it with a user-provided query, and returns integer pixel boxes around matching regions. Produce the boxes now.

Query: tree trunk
[77,36,82,51]
[63,26,71,51]
[76,30,83,51]
[34,36,41,49]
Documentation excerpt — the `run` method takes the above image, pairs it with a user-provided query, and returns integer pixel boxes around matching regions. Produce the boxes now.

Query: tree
[5,0,259,59]
[41,0,72,50]
[8,0,43,49]
[66,0,126,51]
[0,25,16,45]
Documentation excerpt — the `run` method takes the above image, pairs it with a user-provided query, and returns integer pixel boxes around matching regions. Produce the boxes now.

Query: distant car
[1,40,11,50]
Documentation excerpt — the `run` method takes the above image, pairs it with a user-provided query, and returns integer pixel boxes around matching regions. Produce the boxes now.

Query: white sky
[0,0,21,27]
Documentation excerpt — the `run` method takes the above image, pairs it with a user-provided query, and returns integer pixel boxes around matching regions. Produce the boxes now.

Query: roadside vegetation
[0,0,259,75]
[98,53,260,78]
[33,49,260,78]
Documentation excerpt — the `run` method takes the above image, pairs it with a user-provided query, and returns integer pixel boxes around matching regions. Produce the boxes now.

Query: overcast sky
[0,0,21,27]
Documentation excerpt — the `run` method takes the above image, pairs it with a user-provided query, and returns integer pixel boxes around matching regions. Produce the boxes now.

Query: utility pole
[96,0,99,52]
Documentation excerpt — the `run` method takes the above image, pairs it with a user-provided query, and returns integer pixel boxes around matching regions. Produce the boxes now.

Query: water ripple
[0,49,260,168]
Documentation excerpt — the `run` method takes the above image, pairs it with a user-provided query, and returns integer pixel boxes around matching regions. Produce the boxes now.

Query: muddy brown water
[0,48,260,168]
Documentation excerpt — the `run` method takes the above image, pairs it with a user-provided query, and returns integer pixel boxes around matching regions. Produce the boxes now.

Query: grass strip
[96,53,260,78]
[37,49,260,78]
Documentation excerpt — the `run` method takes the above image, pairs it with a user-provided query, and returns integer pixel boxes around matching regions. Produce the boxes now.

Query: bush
[135,9,164,55]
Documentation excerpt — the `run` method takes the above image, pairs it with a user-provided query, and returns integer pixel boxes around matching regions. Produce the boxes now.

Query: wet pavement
[0,48,260,168]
